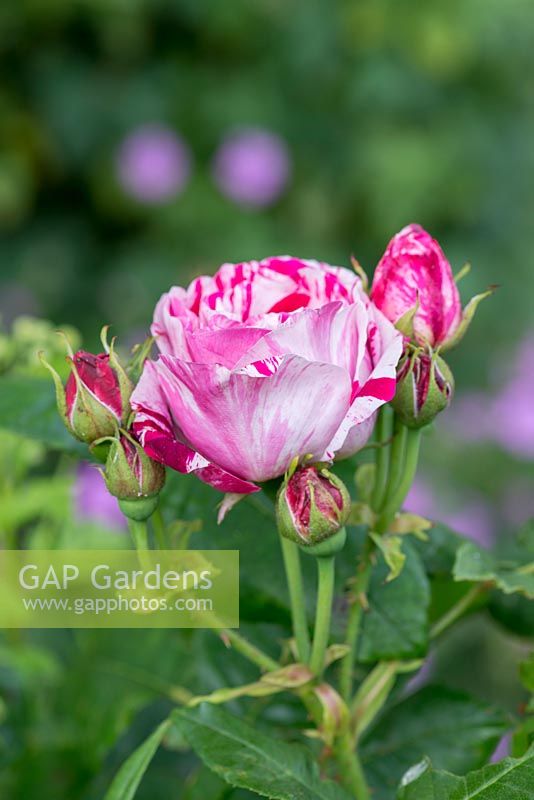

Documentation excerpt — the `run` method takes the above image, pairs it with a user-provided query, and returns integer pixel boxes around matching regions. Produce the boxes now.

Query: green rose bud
[392,349,454,429]
[276,465,350,555]
[103,433,165,521]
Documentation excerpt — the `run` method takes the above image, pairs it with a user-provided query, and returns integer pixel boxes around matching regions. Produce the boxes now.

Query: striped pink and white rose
[131,256,402,506]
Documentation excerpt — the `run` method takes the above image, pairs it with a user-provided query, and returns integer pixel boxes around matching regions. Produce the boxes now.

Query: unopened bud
[276,466,350,555]
[40,329,132,444]
[104,433,165,521]
[392,349,454,429]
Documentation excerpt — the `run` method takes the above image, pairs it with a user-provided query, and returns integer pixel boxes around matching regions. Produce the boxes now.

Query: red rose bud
[276,466,350,555]
[371,224,493,350]
[40,331,133,445]
[104,433,166,521]
[392,349,454,429]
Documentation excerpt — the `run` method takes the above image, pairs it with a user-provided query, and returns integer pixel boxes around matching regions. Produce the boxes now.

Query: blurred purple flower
[441,502,494,547]
[212,127,291,207]
[404,479,495,546]
[444,333,534,460]
[443,390,492,442]
[74,462,126,532]
[502,480,534,527]
[404,655,435,695]
[116,125,191,204]
[404,479,438,519]
[491,734,511,763]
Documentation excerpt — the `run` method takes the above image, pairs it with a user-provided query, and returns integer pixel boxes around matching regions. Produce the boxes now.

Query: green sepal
[38,352,72,435]
[119,495,160,522]
[441,285,496,352]
[299,527,347,558]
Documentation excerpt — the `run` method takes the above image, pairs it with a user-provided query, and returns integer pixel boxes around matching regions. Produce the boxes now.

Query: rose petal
[131,361,258,494]
[156,353,351,482]
[326,306,403,459]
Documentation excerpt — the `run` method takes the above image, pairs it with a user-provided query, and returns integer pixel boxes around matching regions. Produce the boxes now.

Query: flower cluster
[44,224,489,529]
[130,255,402,504]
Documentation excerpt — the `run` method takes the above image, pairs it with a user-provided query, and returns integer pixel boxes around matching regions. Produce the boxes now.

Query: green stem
[350,661,398,738]
[128,518,149,551]
[430,585,486,640]
[339,553,373,701]
[377,427,421,533]
[220,628,279,672]
[279,535,311,663]
[309,556,335,676]
[371,406,392,511]
[152,507,168,549]
[379,416,407,511]
[333,731,370,800]
[128,518,151,569]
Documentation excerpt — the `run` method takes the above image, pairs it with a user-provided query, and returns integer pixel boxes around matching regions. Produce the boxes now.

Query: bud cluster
[41,328,165,522]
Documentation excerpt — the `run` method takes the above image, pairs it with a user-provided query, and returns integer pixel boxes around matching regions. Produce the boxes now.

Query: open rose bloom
[131,256,402,507]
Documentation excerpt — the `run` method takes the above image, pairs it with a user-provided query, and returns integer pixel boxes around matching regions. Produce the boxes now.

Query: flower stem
[128,518,148,551]
[430,584,486,640]
[379,415,407,511]
[220,628,279,672]
[128,518,151,569]
[333,731,370,800]
[309,556,335,676]
[152,507,168,549]
[377,427,421,533]
[339,550,373,701]
[371,406,392,511]
[279,535,311,663]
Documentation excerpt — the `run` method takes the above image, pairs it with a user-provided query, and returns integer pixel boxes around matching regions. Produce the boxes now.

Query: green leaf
[390,512,431,540]
[398,758,459,799]
[453,541,534,599]
[370,533,406,582]
[358,542,430,662]
[488,589,534,638]
[362,686,507,799]
[0,374,82,453]
[104,719,171,800]
[183,766,230,800]
[172,704,353,800]
[398,746,534,799]
[414,524,464,577]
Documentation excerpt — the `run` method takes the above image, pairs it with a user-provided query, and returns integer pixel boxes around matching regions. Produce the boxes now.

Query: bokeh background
[0,1,533,797]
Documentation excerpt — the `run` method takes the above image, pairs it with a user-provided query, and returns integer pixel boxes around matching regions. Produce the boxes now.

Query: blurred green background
[0,2,533,797]
[1,0,534,536]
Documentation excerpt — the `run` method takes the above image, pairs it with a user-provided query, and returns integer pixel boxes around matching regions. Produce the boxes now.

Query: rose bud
[392,349,454,429]
[371,224,493,350]
[41,330,133,446]
[103,433,166,521]
[276,465,350,556]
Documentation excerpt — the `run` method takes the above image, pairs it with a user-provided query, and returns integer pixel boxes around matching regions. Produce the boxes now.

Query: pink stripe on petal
[140,430,258,494]
[355,376,397,402]
[326,306,403,459]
